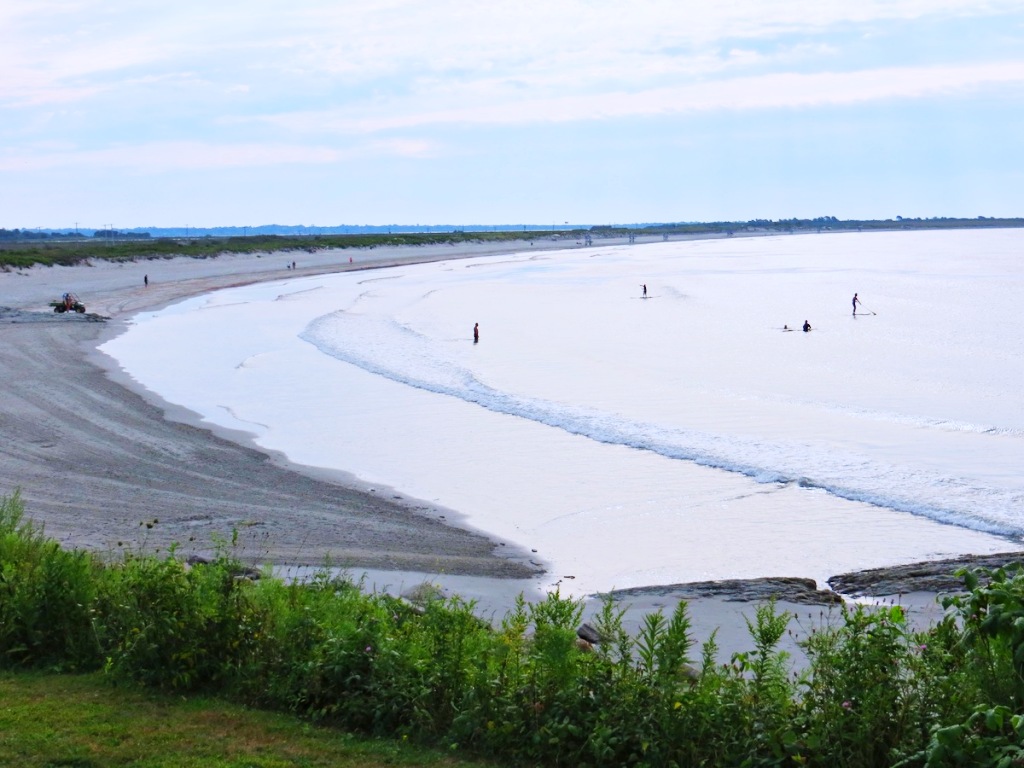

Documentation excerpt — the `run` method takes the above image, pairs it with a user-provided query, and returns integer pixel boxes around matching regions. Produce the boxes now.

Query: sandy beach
[3,235,1021,660]
[0,240,578,577]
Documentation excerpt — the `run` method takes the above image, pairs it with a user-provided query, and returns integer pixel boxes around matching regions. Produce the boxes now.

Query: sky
[3,0,1024,228]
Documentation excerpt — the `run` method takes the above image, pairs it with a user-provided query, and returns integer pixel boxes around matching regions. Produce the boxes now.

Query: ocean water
[100,229,1024,597]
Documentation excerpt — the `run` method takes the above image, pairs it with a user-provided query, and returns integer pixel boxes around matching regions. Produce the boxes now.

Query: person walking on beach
[473,323,479,344]
[852,292,861,316]
[144,274,148,287]
[803,320,812,332]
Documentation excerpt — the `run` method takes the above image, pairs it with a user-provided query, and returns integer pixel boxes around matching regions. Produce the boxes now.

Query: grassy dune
[0,231,544,269]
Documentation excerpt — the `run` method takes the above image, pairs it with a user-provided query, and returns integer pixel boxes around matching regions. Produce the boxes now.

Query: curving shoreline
[3,238,1023,643]
[1,242,573,579]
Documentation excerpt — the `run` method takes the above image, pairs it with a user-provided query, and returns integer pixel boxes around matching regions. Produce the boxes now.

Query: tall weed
[0,491,101,670]
[7,490,1024,766]
[797,603,921,767]
[943,564,1024,708]
[97,547,257,691]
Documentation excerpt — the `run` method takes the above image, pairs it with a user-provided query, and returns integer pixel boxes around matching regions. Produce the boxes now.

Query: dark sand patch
[0,305,536,577]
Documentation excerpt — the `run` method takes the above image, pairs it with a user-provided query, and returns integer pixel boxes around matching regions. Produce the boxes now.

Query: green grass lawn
[0,672,499,768]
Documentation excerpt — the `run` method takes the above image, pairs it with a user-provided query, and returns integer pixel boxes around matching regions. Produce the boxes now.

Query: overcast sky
[3,1,1023,228]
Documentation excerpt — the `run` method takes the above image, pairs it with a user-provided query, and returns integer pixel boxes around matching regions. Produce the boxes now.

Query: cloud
[249,60,1024,134]
[2,0,1023,184]
[3,0,1021,108]
[0,141,347,172]
[365,138,439,158]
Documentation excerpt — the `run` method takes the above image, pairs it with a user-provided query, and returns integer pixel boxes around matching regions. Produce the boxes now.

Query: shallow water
[101,229,1024,597]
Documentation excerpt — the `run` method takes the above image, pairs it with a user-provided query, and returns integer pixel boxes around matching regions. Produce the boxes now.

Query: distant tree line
[2,217,1022,270]
[0,228,80,241]
[629,215,1024,236]
[4,216,1023,243]
[91,229,151,239]
[0,228,150,241]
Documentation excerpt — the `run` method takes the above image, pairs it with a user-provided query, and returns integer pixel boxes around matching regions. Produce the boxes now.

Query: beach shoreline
[3,235,1023,657]
[2,239,585,581]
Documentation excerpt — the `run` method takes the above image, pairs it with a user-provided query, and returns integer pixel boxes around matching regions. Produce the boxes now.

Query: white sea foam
[101,229,1024,596]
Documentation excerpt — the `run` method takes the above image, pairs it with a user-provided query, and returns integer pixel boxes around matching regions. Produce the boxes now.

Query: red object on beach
[51,292,86,313]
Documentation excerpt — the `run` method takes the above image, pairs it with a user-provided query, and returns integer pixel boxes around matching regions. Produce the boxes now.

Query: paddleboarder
[803,320,812,332]
[852,292,861,316]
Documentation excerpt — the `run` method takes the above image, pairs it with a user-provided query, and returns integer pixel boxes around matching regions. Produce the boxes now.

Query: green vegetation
[0,231,542,269]
[0,672,496,768]
[3,489,1024,766]
[3,217,1023,270]
[643,215,1024,237]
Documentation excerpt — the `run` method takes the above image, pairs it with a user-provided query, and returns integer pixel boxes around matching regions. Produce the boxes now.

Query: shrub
[0,491,101,670]
[915,704,1024,767]
[9,490,1024,766]
[97,548,258,691]
[942,564,1024,708]
[796,603,935,767]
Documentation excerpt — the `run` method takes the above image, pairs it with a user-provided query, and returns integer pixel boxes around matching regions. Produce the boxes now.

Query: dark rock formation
[829,552,1024,597]
[600,576,844,606]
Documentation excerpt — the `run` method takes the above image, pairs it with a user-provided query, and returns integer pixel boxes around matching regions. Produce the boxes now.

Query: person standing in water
[473,323,479,344]
[803,320,812,332]
[852,292,861,315]
[642,284,647,297]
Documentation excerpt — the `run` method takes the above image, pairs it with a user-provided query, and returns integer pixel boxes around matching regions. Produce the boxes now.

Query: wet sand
[3,237,1021,661]
[1,241,579,576]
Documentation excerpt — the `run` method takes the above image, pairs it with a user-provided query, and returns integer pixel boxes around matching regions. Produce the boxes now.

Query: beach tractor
[51,292,86,313]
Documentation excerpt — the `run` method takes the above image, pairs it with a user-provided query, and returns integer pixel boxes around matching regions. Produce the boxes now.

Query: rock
[401,582,446,605]
[236,565,262,581]
[829,552,1024,597]
[600,576,844,605]
[577,622,602,644]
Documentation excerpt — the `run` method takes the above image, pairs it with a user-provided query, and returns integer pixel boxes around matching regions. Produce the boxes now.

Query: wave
[739,391,1024,439]
[301,311,1024,539]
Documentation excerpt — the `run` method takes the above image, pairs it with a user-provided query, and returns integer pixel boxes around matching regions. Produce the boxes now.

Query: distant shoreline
[4,217,1024,269]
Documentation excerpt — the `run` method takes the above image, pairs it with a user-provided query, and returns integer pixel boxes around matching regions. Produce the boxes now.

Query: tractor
[51,292,86,313]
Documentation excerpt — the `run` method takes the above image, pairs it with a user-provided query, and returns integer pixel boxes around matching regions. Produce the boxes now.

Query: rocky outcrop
[828,552,1024,597]
[600,576,844,606]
